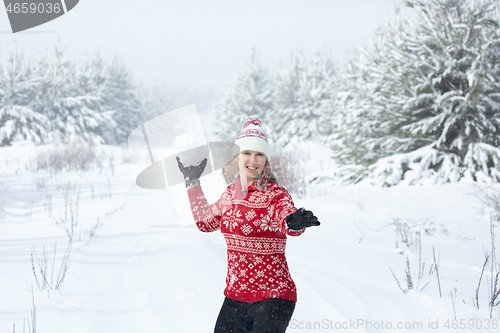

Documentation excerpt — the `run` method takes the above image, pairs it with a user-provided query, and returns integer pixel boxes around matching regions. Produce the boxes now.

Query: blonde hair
[222,153,278,191]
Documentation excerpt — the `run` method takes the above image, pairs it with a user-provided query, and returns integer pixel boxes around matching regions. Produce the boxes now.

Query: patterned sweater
[187,180,305,303]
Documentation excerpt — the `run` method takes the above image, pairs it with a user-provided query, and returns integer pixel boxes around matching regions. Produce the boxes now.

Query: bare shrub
[390,257,414,294]
[388,217,444,297]
[34,140,98,172]
[473,186,500,222]
[31,241,72,291]
[353,219,370,243]
[432,246,442,298]
[487,219,500,317]
[472,186,500,316]
[270,148,306,197]
[490,274,500,316]
[475,253,490,310]
[474,217,500,317]
[450,287,457,319]
[13,286,37,333]
[56,182,80,241]
[30,181,79,291]
[386,217,446,252]
[89,217,100,239]
[42,190,53,218]
[391,245,440,296]
[27,285,36,333]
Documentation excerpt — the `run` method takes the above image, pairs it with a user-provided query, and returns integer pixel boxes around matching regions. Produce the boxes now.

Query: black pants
[214,297,295,333]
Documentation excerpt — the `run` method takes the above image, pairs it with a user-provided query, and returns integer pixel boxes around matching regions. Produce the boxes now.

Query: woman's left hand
[285,208,321,231]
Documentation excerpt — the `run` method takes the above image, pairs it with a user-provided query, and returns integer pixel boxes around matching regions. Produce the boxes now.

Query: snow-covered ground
[1,144,499,332]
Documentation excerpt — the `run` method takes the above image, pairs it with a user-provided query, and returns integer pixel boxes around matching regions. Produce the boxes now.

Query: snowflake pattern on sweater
[187,180,305,303]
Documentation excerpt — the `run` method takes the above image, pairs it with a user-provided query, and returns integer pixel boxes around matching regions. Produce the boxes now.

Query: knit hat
[235,115,270,158]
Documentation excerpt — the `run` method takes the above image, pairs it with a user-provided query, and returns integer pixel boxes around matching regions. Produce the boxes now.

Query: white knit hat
[235,115,270,158]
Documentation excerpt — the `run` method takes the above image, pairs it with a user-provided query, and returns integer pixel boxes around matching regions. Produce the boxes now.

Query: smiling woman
[241,150,266,183]
[234,115,272,189]
[176,115,321,333]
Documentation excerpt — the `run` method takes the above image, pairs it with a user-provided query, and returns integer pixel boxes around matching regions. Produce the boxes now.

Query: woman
[177,115,320,333]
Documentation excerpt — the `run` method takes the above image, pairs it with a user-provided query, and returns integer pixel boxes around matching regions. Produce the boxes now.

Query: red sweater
[187,180,305,303]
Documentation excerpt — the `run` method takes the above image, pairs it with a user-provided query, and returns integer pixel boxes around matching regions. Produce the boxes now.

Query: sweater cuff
[284,208,306,236]
[286,227,306,236]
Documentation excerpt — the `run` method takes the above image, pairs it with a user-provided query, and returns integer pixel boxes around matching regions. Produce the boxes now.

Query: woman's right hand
[176,156,208,187]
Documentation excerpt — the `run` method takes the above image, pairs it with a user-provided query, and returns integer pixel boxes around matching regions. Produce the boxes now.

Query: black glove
[176,156,208,187]
[285,208,321,231]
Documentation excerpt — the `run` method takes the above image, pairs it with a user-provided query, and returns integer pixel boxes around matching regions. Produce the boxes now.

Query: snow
[2,144,500,332]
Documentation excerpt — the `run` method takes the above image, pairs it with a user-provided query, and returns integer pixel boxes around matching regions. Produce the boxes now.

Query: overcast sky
[0,0,401,93]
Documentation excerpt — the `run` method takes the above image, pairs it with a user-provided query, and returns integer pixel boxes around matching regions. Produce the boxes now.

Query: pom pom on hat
[242,115,262,128]
[235,115,270,158]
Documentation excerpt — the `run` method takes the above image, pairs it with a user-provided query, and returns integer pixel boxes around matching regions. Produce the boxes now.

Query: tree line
[2,0,499,184]
[213,0,500,184]
[0,44,216,148]
[0,45,144,146]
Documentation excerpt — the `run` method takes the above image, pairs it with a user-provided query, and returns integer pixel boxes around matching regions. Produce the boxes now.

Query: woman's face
[241,150,267,182]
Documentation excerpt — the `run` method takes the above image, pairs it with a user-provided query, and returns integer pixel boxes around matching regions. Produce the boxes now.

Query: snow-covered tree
[273,51,306,139]
[330,22,410,165]
[93,56,142,144]
[0,45,142,146]
[212,49,273,142]
[30,48,111,144]
[139,84,185,122]
[139,83,216,123]
[0,48,48,145]
[273,51,335,146]
[332,0,500,184]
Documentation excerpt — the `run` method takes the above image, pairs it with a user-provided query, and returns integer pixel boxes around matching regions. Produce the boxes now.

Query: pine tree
[0,47,47,145]
[332,0,500,183]
[138,84,187,122]
[272,51,306,143]
[95,56,142,144]
[287,51,335,145]
[331,19,411,165]
[0,45,142,146]
[273,51,336,146]
[30,48,113,144]
[212,49,273,142]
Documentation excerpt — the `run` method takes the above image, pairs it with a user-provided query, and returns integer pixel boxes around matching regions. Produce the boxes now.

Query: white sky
[0,0,401,92]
